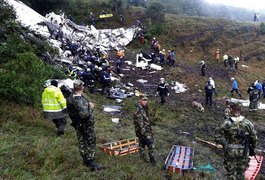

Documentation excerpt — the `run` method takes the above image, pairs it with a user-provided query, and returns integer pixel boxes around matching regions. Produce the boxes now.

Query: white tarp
[230,98,265,109]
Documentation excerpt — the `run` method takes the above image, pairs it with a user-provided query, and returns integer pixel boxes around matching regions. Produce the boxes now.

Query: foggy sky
[205,0,265,11]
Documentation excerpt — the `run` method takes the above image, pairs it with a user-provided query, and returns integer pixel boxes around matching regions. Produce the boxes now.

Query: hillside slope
[1,10,265,180]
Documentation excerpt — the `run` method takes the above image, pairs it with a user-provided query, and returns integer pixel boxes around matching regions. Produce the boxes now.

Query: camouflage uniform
[134,103,156,165]
[215,115,257,180]
[67,93,95,164]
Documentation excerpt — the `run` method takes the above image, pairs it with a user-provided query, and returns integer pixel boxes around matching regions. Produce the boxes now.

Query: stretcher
[165,145,194,174]
[245,155,263,180]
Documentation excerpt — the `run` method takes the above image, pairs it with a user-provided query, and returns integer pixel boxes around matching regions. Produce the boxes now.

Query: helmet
[231,77,235,81]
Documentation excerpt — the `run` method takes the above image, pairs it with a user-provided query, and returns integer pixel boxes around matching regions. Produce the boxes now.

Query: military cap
[73,79,84,89]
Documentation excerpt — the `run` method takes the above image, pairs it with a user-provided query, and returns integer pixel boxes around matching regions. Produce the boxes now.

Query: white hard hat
[231,77,235,81]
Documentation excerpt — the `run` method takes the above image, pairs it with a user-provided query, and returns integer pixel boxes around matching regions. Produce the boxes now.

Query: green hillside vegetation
[1,0,265,179]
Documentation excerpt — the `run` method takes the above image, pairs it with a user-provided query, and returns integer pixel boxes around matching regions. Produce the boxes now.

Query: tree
[145,2,165,23]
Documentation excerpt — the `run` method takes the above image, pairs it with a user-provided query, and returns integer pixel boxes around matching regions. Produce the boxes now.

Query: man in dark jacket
[134,95,156,166]
[156,78,169,105]
[248,83,260,112]
[205,80,213,106]
[200,61,206,76]
[67,80,104,171]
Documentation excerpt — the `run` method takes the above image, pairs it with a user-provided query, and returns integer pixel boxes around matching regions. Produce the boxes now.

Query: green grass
[2,9,265,179]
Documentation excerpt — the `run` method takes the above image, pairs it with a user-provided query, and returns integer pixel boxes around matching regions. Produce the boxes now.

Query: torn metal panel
[6,0,142,53]
[150,64,163,70]
[108,88,128,99]
[137,79,148,83]
[171,81,188,93]
[102,105,121,114]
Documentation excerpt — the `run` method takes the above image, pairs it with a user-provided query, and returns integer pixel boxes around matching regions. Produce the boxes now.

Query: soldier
[156,78,169,105]
[247,83,260,112]
[67,80,104,171]
[205,80,214,106]
[224,99,232,119]
[42,80,68,136]
[134,95,156,166]
[215,102,257,180]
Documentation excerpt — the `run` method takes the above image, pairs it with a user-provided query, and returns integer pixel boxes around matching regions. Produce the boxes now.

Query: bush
[0,52,65,106]
[260,22,265,35]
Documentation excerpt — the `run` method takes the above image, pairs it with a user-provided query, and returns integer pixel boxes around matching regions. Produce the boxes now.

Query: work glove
[167,93,169,96]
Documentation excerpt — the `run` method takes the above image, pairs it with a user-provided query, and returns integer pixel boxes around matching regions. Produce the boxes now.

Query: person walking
[42,80,68,136]
[209,77,218,95]
[67,80,105,171]
[215,48,220,62]
[248,83,260,112]
[134,95,156,167]
[156,78,169,105]
[215,102,257,179]
[200,60,206,76]
[223,54,228,67]
[205,80,214,106]
[230,77,242,97]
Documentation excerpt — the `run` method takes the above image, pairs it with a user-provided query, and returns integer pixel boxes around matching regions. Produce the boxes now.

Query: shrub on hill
[260,22,265,35]
[0,0,65,106]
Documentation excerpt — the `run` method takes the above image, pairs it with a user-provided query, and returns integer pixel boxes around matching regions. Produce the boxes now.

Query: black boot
[149,156,156,167]
[140,152,149,163]
[56,131,64,137]
[85,160,105,171]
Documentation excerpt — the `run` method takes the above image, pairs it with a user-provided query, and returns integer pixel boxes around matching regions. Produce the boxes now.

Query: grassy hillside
[1,5,265,180]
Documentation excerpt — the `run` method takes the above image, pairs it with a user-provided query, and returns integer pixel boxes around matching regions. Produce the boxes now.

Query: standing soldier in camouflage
[134,95,156,166]
[67,80,104,171]
[215,102,257,179]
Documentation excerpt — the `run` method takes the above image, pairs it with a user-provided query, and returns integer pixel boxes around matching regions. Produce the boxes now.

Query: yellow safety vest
[42,85,66,113]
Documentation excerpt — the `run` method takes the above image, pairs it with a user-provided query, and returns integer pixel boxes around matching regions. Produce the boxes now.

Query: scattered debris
[230,98,265,109]
[171,82,188,93]
[137,79,148,83]
[111,118,119,124]
[102,105,122,114]
[242,64,249,68]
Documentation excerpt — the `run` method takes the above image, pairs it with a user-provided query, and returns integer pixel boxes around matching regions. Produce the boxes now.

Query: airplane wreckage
[6,0,188,102]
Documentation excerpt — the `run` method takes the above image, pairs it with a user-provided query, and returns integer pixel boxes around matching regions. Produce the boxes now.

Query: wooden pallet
[99,138,139,156]
[165,145,194,174]
[245,155,263,180]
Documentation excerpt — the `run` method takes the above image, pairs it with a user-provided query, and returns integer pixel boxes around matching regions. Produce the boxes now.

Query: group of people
[42,79,157,170]
[150,37,176,67]
[42,77,259,178]
[223,54,240,72]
